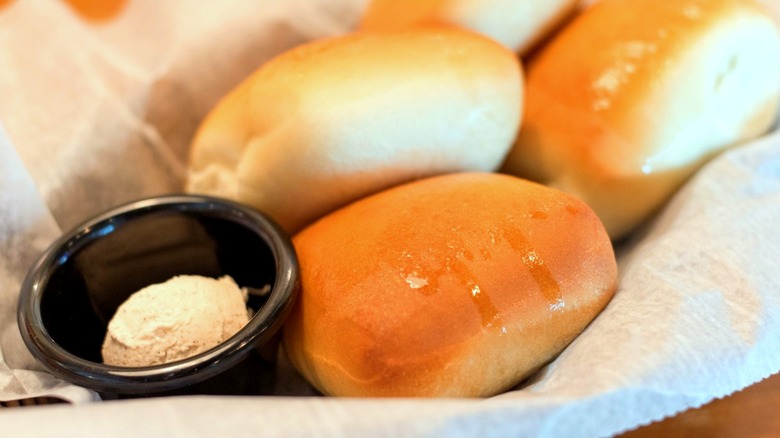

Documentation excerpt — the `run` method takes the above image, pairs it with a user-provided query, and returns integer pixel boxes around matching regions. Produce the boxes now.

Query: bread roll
[500,0,780,240]
[186,26,522,233]
[283,172,617,398]
[359,0,579,55]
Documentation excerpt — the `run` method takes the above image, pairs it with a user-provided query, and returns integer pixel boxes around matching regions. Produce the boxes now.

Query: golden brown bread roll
[359,0,580,55]
[283,172,617,398]
[500,0,780,240]
[186,26,522,233]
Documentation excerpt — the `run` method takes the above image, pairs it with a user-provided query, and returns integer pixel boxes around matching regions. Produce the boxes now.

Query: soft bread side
[359,0,579,55]
[283,173,617,398]
[186,26,522,233]
[501,0,780,239]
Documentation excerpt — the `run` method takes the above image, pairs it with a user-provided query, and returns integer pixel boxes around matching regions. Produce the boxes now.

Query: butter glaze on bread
[283,173,617,398]
[360,0,579,55]
[501,0,780,239]
[186,26,522,233]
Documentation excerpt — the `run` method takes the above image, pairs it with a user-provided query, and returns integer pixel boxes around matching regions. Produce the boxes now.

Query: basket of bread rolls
[183,0,780,399]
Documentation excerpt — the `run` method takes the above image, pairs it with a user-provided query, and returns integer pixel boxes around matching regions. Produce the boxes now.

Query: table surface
[621,372,780,437]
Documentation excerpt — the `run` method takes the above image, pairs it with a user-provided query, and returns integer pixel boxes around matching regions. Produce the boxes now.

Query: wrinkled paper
[1,0,779,436]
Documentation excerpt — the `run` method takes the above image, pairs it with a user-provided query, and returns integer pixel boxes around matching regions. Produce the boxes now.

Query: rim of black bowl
[17,194,300,394]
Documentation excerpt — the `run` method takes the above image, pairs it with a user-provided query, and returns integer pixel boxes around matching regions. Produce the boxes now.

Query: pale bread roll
[186,26,522,233]
[359,0,580,55]
[284,173,617,398]
[501,0,780,239]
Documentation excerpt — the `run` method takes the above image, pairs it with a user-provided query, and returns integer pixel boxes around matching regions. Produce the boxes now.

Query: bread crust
[186,26,522,233]
[501,0,780,239]
[359,0,580,55]
[283,173,617,397]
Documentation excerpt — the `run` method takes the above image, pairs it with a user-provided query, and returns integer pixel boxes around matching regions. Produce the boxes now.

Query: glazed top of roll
[502,0,780,239]
[186,25,522,233]
[284,172,617,398]
[524,0,780,175]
